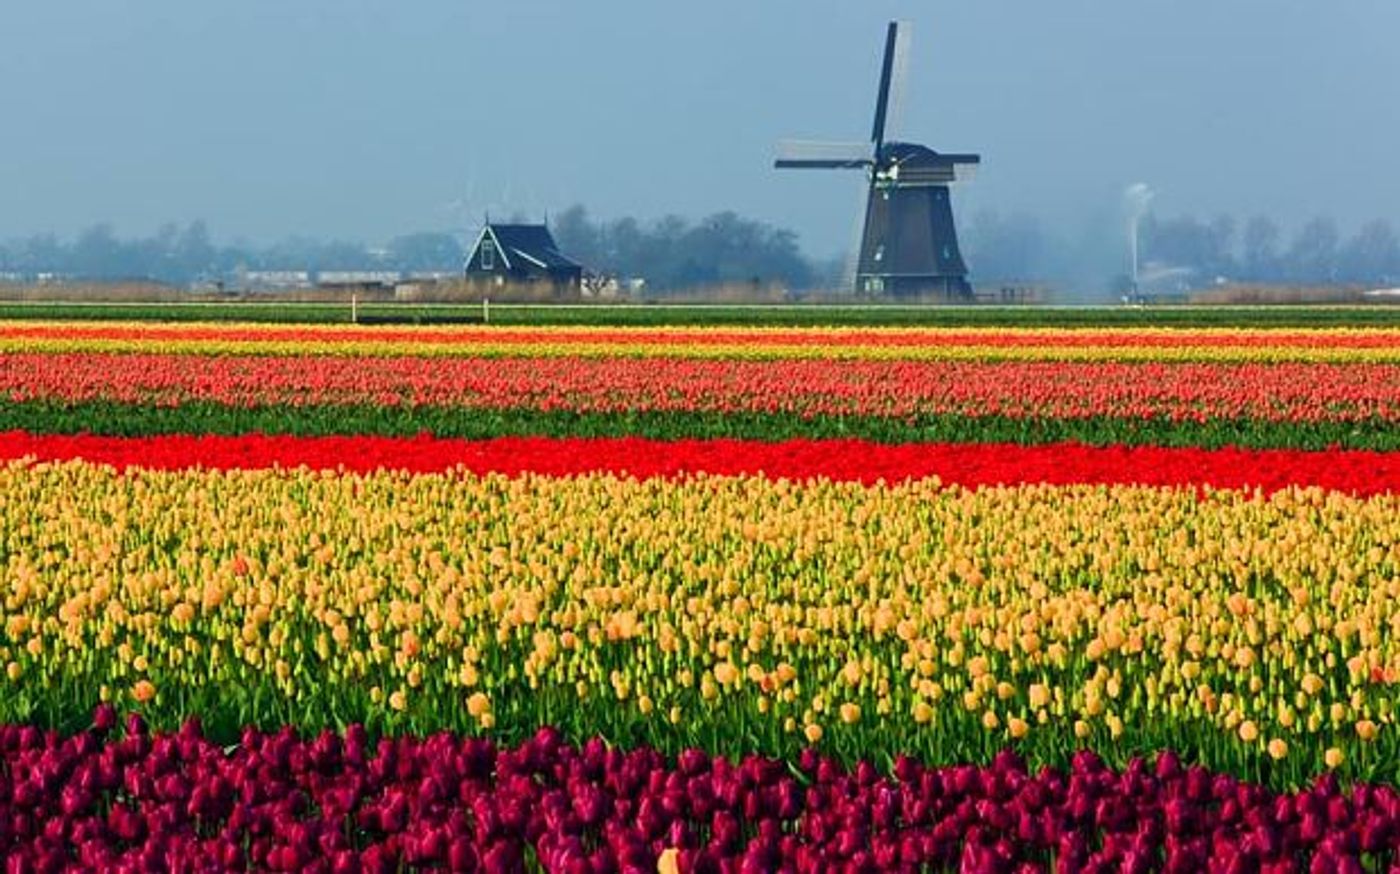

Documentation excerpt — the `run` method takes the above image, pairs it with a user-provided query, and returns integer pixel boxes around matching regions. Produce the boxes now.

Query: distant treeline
[548,206,819,291]
[1140,214,1399,286]
[962,211,1400,290]
[0,221,462,287]
[0,208,823,292]
[2,209,1396,292]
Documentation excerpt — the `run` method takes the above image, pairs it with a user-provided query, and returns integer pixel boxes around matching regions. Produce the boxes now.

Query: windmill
[776,21,980,298]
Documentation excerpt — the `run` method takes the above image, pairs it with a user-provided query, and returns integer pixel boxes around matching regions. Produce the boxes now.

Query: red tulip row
[5,322,1398,350]
[2,352,1396,423]
[5,430,1399,494]
[2,711,1396,874]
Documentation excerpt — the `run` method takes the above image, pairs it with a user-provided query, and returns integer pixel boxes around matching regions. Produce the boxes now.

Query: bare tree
[1285,217,1339,283]
[1242,216,1280,280]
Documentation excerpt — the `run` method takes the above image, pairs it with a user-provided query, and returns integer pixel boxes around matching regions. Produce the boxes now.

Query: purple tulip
[4,713,1400,870]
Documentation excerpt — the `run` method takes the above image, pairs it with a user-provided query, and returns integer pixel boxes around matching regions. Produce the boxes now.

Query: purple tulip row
[1,709,1398,874]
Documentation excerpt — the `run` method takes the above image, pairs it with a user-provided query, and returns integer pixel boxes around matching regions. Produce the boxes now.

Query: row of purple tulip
[1,708,1397,873]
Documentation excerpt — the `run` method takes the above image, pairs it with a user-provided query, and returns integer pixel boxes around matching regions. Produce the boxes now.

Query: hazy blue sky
[4,1,1398,257]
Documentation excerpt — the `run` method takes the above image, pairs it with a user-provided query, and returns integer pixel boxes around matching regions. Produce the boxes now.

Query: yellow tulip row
[1,319,1398,363]
[9,319,1399,339]
[1,459,1397,777]
[4,337,1398,364]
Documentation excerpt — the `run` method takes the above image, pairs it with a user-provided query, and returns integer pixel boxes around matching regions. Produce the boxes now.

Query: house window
[481,240,495,270]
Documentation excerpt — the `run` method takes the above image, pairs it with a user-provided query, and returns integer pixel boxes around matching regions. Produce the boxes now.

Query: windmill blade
[884,22,912,143]
[777,159,873,169]
[936,154,981,183]
[774,140,873,169]
[951,162,979,183]
[870,21,900,148]
[887,152,980,185]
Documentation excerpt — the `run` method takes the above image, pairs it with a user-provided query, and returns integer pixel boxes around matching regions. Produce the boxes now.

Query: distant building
[404,271,457,283]
[241,270,313,291]
[315,271,401,292]
[464,223,583,289]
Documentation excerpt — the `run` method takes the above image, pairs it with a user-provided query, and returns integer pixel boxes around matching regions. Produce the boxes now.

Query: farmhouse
[464,223,584,290]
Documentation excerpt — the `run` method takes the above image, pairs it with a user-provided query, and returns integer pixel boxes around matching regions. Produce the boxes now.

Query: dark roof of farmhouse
[486,224,581,271]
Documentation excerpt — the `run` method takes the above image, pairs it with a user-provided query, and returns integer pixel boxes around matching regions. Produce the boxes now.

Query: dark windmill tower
[775,21,980,298]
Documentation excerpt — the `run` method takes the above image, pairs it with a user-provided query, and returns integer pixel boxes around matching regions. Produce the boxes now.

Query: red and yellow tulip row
[3,352,1396,425]
[2,458,1397,785]
[2,430,1398,495]
[2,320,1399,362]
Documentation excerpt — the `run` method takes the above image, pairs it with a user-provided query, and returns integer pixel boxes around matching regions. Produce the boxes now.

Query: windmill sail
[884,23,912,143]
[774,140,873,169]
[870,22,900,148]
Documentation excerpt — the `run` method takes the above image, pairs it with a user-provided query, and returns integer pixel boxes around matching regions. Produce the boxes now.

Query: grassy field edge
[3,300,1400,327]
[0,400,1393,451]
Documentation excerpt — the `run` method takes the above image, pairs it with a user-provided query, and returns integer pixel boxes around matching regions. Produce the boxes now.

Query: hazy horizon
[5,1,1399,263]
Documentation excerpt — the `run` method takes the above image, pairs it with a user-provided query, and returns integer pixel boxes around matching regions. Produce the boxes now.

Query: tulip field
[1,317,1399,871]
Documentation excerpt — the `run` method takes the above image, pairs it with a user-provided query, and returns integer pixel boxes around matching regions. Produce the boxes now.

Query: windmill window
[873,245,885,263]
[481,240,495,270]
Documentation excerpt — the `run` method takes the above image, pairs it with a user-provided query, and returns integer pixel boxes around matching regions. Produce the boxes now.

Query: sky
[3,0,1399,258]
